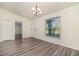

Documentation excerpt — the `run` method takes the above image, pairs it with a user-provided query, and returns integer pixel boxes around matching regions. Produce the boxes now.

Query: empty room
[0,2,79,56]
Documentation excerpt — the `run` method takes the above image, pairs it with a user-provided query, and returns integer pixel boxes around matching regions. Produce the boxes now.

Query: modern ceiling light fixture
[32,3,42,16]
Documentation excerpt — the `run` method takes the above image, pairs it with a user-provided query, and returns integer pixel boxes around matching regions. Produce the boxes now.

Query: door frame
[15,21,22,39]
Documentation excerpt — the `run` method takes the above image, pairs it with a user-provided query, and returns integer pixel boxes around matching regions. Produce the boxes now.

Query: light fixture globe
[32,7,35,11]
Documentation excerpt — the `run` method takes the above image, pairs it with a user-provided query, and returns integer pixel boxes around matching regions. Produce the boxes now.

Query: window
[46,16,61,38]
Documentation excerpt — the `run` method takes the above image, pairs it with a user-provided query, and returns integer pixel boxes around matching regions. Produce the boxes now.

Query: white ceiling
[0,2,78,20]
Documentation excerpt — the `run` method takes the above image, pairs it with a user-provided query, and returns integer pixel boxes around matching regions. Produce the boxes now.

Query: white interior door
[2,20,13,41]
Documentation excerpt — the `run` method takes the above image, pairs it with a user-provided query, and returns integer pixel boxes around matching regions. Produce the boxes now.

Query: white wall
[32,5,79,50]
[0,8,31,42]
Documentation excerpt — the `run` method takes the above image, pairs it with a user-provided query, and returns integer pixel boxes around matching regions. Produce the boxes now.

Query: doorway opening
[15,22,22,40]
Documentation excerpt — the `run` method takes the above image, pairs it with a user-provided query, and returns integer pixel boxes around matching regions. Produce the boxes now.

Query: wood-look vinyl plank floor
[0,38,79,56]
